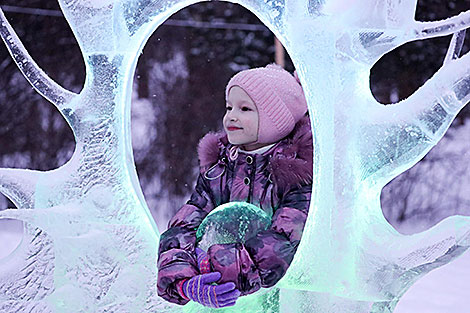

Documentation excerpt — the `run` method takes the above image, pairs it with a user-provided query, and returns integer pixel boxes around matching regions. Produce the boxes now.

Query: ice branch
[411,10,470,40]
[444,30,466,64]
[362,51,470,184]
[0,8,78,111]
[0,208,27,221]
[402,218,470,269]
[380,216,470,298]
[0,168,40,209]
[353,11,470,63]
[394,216,470,266]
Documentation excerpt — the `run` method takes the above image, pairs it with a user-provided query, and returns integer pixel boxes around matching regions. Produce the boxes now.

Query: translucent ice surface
[196,201,271,251]
[1,0,470,312]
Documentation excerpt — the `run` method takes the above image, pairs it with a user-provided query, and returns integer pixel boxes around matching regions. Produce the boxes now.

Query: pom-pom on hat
[225,64,308,145]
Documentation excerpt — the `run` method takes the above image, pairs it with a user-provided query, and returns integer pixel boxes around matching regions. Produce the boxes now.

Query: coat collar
[197,115,313,189]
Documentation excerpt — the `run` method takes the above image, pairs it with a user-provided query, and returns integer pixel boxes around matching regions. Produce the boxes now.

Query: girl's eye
[241,107,252,111]
[226,106,232,111]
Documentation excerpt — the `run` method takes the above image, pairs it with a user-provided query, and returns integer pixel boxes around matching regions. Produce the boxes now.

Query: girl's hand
[196,247,211,274]
[179,272,241,308]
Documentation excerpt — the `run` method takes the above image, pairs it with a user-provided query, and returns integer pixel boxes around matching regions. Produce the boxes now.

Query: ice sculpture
[1,0,470,312]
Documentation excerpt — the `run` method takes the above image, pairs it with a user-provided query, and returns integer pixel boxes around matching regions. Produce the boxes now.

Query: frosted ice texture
[1,0,470,312]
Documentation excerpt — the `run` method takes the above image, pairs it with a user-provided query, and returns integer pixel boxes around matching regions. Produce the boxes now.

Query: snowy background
[1,1,470,312]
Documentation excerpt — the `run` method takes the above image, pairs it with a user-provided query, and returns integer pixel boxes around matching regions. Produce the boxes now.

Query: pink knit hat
[225,64,308,145]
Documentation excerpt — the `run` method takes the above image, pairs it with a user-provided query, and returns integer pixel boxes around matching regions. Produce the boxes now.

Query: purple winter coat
[157,115,313,305]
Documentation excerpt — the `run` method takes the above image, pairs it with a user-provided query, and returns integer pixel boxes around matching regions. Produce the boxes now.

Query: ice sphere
[196,201,271,251]
[1,1,470,312]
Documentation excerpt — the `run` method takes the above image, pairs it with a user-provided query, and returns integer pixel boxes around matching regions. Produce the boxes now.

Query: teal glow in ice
[1,0,470,312]
[196,201,272,251]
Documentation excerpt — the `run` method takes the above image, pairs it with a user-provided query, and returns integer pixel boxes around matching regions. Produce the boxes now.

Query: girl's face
[224,86,262,150]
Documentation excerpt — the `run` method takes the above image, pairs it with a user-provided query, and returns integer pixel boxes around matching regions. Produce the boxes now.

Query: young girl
[157,64,313,308]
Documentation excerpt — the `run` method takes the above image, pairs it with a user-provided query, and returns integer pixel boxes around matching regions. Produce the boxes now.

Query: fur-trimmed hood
[197,115,313,190]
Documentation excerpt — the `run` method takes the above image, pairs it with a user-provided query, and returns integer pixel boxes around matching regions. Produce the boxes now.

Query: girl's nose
[228,112,238,121]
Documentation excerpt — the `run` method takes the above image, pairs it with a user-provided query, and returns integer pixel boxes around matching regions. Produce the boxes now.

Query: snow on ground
[1,218,469,312]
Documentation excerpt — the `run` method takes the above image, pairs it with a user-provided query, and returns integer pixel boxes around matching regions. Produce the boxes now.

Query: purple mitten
[195,247,211,274]
[180,272,240,308]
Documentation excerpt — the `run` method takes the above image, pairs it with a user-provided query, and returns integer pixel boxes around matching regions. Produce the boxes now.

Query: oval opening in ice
[132,1,298,232]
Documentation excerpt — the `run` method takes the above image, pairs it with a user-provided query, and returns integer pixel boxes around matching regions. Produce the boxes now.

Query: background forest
[0,0,469,233]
